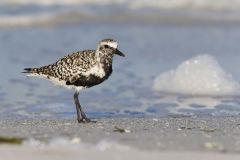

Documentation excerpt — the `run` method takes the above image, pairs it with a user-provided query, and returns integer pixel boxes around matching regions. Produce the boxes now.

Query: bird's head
[97,38,125,57]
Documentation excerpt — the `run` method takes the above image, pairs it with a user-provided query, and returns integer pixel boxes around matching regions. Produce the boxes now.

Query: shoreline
[0,117,240,153]
[1,145,240,160]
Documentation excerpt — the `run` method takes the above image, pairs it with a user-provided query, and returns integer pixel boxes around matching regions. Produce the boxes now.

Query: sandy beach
[0,117,240,159]
[1,145,240,160]
[1,0,240,159]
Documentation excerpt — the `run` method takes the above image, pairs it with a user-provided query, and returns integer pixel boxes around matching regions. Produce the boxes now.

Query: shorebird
[23,38,125,123]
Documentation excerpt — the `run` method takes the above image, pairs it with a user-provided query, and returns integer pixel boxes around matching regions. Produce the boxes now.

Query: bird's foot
[77,117,97,123]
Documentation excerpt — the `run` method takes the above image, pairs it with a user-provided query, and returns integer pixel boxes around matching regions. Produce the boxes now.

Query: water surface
[1,2,240,119]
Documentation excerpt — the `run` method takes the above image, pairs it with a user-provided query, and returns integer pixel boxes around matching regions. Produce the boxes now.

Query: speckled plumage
[29,50,96,78]
[23,39,123,91]
[23,39,125,123]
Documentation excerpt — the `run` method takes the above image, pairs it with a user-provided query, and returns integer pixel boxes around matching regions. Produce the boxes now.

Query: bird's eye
[104,45,109,48]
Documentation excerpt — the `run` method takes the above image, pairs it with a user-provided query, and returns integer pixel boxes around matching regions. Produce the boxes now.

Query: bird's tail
[22,68,40,74]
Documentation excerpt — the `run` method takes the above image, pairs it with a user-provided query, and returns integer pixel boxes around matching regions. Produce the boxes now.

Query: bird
[22,38,125,123]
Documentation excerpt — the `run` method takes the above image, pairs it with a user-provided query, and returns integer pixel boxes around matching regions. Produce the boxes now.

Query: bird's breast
[66,63,112,88]
[82,63,105,78]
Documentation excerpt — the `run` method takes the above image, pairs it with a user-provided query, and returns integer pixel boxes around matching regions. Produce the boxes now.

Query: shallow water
[1,23,240,119]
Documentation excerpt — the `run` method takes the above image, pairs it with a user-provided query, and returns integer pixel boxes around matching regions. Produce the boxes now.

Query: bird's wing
[52,50,96,81]
[69,74,81,83]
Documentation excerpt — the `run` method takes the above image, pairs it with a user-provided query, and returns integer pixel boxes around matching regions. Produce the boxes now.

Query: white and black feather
[23,39,117,91]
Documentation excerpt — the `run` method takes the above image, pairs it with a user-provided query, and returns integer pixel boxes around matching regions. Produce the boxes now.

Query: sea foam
[2,0,240,11]
[24,137,131,151]
[153,54,240,96]
[2,0,240,28]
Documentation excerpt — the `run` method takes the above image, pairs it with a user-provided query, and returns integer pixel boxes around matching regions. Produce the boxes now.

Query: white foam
[2,0,240,11]
[0,14,55,27]
[0,0,119,6]
[128,0,240,12]
[24,137,131,151]
[153,54,240,96]
[2,0,240,27]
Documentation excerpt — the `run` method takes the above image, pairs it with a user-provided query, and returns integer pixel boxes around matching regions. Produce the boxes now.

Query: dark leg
[74,92,91,123]
[74,92,82,123]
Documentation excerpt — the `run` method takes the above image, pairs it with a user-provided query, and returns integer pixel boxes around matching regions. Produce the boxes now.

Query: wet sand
[0,117,240,159]
[1,145,240,160]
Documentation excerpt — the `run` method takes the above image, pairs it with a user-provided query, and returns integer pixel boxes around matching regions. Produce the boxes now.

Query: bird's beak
[115,49,125,57]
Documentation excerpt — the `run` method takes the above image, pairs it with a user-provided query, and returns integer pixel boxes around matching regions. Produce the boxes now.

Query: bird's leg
[74,92,91,123]
[74,92,82,123]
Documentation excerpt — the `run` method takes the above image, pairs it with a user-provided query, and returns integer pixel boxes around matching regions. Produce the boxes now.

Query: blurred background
[1,0,240,119]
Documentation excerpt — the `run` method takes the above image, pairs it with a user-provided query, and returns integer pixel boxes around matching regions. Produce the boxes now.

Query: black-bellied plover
[23,38,125,123]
